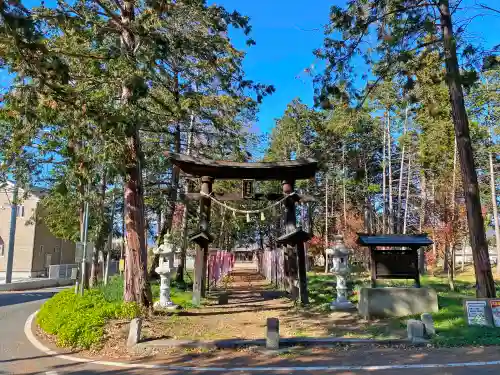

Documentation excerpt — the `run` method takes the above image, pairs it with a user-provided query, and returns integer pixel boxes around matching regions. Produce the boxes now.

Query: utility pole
[80,200,90,295]
[5,180,18,284]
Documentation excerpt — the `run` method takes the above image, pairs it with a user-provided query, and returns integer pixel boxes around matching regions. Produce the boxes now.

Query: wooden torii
[166,152,318,305]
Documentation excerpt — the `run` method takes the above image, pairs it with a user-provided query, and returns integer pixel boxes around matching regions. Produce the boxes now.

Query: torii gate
[166,153,318,305]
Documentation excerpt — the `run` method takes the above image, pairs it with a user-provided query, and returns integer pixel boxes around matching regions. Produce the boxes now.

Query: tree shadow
[0,291,57,307]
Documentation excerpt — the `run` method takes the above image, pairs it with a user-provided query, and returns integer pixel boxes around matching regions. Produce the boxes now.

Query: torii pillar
[277,180,310,305]
[190,176,214,305]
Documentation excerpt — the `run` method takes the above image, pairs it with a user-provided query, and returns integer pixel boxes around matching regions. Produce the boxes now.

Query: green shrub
[37,288,140,349]
[38,275,194,349]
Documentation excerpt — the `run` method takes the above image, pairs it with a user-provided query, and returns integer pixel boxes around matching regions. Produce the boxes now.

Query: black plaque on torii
[166,152,318,305]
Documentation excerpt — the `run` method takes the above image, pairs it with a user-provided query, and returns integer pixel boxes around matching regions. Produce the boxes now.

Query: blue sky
[216,0,335,136]
[217,0,500,137]
[1,0,499,139]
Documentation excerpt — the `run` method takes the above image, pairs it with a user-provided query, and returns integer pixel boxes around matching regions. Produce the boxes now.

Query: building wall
[32,212,76,277]
[0,185,76,277]
[0,187,38,273]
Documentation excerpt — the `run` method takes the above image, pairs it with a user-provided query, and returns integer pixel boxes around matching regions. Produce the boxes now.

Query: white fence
[454,247,498,267]
[48,264,78,280]
[48,260,120,280]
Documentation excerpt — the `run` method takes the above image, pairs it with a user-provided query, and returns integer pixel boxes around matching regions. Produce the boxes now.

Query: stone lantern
[153,232,177,310]
[330,235,355,310]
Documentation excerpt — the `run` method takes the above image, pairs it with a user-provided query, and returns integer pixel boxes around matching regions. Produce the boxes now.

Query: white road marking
[25,311,500,372]
[45,371,58,375]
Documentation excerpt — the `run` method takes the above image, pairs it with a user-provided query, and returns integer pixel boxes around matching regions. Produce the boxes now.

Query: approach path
[1,271,500,374]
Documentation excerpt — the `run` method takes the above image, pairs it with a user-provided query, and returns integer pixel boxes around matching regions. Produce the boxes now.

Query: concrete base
[358,287,438,319]
[154,301,178,311]
[330,300,356,311]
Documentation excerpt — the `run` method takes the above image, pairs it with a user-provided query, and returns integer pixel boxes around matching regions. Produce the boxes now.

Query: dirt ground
[139,269,405,342]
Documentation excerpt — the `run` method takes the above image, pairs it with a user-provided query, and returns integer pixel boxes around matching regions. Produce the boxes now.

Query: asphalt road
[1,288,500,375]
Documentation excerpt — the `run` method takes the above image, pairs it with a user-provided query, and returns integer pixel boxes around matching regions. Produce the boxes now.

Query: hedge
[37,288,140,349]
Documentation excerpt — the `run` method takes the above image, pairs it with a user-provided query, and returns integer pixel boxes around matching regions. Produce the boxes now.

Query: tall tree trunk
[387,112,393,234]
[448,138,457,291]
[176,114,195,283]
[489,141,500,276]
[149,121,182,278]
[440,0,495,298]
[324,175,329,273]
[218,206,226,248]
[342,145,347,233]
[398,106,408,233]
[403,155,412,234]
[90,170,107,287]
[419,173,426,274]
[382,118,387,234]
[432,182,437,259]
[121,0,152,307]
[364,161,372,234]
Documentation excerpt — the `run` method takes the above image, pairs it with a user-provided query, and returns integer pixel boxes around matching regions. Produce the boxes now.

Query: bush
[37,288,140,349]
[38,275,194,349]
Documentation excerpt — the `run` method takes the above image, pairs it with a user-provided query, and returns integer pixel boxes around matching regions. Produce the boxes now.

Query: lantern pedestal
[153,234,178,311]
[330,272,355,311]
[329,235,355,311]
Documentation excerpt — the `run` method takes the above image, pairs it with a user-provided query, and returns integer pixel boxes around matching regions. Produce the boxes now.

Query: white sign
[466,300,488,326]
[75,242,94,263]
[490,300,500,328]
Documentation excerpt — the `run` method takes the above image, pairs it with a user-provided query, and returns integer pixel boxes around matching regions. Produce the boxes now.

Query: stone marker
[421,313,435,336]
[407,319,426,343]
[266,318,279,350]
[127,318,142,347]
[358,287,438,319]
[218,293,229,305]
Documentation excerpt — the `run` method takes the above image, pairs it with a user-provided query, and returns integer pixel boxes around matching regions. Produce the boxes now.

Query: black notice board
[372,249,418,279]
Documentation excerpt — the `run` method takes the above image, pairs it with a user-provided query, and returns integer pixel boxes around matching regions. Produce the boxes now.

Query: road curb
[25,311,500,372]
[0,279,74,292]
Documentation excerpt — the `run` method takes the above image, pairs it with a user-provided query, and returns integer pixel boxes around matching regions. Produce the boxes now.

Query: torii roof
[165,152,318,180]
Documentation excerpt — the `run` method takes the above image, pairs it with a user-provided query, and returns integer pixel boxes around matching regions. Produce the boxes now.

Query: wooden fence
[256,249,286,288]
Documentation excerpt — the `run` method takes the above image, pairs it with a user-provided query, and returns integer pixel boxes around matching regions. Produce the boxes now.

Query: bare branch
[478,3,500,14]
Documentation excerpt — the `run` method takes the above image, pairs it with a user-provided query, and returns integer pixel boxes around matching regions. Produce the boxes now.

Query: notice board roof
[357,234,433,247]
[165,152,318,180]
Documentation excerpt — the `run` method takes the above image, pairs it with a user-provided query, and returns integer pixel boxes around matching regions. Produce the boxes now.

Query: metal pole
[80,200,89,295]
[5,180,18,284]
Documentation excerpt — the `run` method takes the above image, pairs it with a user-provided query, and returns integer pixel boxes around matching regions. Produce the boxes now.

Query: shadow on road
[0,291,56,307]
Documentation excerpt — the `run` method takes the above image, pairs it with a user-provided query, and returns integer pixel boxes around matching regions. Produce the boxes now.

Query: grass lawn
[307,269,500,346]
[99,275,195,309]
